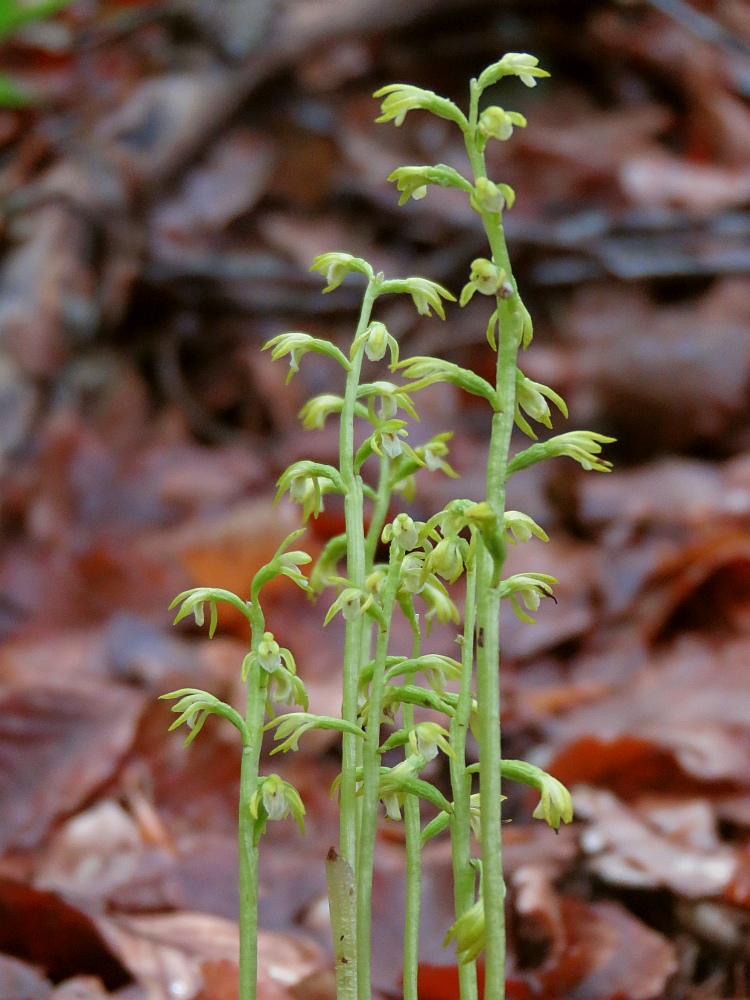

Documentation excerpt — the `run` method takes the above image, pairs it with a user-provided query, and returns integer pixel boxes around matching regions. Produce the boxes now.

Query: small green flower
[508,431,615,476]
[364,321,389,361]
[500,572,558,624]
[257,632,281,672]
[262,332,350,383]
[515,370,568,438]
[400,552,426,594]
[382,512,419,551]
[324,587,377,625]
[386,164,474,205]
[417,433,457,476]
[477,53,550,92]
[289,474,325,520]
[444,897,486,965]
[309,252,373,292]
[402,276,456,319]
[532,773,574,831]
[421,575,460,630]
[429,537,466,584]
[249,774,306,834]
[377,755,425,820]
[408,722,454,761]
[473,177,506,213]
[478,106,527,142]
[459,258,506,306]
[503,511,549,545]
[374,84,468,130]
[241,634,298,682]
[298,394,345,431]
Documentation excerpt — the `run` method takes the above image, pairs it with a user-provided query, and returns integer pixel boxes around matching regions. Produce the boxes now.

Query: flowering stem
[365,455,391,571]
[463,78,522,1000]
[449,555,478,1000]
[340,281,379,875]
[402,606,422,1000]
[356,541,401,1000]
[238,602,267,1000]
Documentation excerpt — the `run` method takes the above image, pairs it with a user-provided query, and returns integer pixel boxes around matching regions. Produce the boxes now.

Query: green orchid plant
[162,53,609,1000]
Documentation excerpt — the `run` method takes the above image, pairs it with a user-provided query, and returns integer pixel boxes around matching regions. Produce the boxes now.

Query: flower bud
[474,177,505,213]
[400,553,425,594]
[391,512,419,551]
[479,106,515,140]
[364,321,389,362]
[258,632,281,672]
[430,537,464,584]
[380,431,403,459]
[408,722,453,761]
[469,258,504,295]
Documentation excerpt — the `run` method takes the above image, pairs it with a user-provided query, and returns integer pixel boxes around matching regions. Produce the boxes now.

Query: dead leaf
[0,682,144,852]
[575,787,737,897]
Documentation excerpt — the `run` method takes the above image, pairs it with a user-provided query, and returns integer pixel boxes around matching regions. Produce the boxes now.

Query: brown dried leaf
[546,636,750,793]
[575,787,737,897]
[0,878,130,987]
[0,682,144,852]
[94,913,324,1000]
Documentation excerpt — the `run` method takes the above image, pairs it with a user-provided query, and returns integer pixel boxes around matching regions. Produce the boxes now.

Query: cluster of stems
[161,54,611,1000]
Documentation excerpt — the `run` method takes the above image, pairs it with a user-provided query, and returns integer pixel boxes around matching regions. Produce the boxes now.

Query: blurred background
[1,0,750,998]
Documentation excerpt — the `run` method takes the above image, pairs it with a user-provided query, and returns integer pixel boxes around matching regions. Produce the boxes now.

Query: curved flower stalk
[376,53,611,1000]
[163,529,313,1000]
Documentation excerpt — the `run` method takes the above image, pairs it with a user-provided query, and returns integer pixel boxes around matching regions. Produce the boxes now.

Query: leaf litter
[2,1,750,998]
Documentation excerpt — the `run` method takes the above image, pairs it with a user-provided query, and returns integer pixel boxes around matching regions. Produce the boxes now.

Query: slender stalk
[340,281,379,873]
[462,78,522,1000]
[402,607,422,1000]
[448,557,478,1000]
[238,604,267,1000]
[365,455,391,571]
[356,542,402,1000]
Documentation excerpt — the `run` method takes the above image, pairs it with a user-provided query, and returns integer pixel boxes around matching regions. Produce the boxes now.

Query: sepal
[309,533,348,594]
[374,84,469,130]
[477,53,550,91]
[507,431,615,477]
[395,356,497,407]
[266,712,365,754]
[515,369,568,438]
[497,759,573,831]
[170,587,252,634]
[386,164,474,205]
[262,332,350,382]
[160,688,250,746]
[503,510,549,545]
[444,897,486,965]
[248,774,306,843]
[310,252,373,291]
[376,756,453,820]
[250,528,312,601]
[379,276,456,319]
[499,572,558,624]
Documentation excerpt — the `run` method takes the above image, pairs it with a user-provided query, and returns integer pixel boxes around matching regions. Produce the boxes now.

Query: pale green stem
[238,603,267,1000]
[356,543,401,1000]
[340,282,379,874]
[462,79,522,1000]
[402,605,422,1000]
[365,454,391,571]
[448,555,478,1000]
